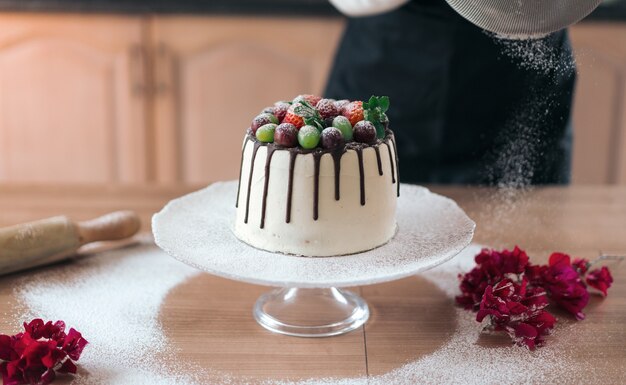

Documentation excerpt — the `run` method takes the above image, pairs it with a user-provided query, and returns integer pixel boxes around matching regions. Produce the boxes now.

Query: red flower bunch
[457,247,615,349]
[476,278,555,350]
[0,319,87,385]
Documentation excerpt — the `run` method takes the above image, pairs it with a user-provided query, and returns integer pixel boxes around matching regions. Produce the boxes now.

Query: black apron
[324,0,576,185]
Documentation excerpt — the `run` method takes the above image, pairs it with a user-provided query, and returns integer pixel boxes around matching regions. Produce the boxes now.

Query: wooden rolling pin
[0,211,141,276]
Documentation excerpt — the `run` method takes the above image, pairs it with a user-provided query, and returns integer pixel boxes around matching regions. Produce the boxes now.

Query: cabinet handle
[155,43,172,95]
[129,44,146,96]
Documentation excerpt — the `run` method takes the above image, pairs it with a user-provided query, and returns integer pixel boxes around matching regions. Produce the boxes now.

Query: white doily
[153,181,475,288]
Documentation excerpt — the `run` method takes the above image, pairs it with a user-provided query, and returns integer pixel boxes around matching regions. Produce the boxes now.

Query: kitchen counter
[0,184,624,383]
[0,0,625,20]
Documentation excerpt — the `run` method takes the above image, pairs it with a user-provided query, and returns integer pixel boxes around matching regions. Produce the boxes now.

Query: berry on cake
[235,94,399,257]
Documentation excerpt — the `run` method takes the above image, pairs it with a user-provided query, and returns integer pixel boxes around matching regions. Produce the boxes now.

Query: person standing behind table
[325,0,576,185]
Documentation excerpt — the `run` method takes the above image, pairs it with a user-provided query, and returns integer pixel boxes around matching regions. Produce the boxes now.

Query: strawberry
[293,94,321,107]
[283,103,305,129]
[342,101,364,126]
[315,98,338,119]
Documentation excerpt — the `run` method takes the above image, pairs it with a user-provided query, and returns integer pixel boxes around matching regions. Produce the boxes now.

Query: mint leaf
[294,100,322,120]
[303,116,324,132]
[374,121,385,139]
[368,95,379,109]
[293,105,309,117]
[379,96,389,112]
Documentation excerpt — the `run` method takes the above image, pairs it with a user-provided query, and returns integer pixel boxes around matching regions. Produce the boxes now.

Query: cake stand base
[253,287,369,337]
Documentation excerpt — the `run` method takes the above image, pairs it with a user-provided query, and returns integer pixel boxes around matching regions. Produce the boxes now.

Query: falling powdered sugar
[475,31,577,244]
[491,32,576,76]
[486,30,576,192]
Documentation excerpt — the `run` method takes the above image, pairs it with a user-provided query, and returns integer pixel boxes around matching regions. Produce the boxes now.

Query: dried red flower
[572,258,590,275]
[476,246,529,276]
[0,319,87,385]
[528,252,589,320]
[511,310,557,350]
[476,278,554,350]
[456,246,529,310]
[61,329,87,362]
[23,320,66,345]
[586,266,613,297]
[476,279,530,326]
[456,266,489,310]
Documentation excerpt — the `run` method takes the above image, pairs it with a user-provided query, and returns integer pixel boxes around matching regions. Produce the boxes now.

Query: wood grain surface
[0,184,624,383]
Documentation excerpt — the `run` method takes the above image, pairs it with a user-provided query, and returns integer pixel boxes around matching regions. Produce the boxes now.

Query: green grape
[332,116,353,141]
[256,123,277,143]
[298,125,321,149]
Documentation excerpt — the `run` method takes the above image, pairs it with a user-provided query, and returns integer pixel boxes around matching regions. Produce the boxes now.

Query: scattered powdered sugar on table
[13,241,619,384]
[16,240,204,385]
[272,244,585,385]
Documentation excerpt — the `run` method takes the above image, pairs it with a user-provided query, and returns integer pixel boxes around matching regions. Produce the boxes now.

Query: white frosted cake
[234,95,399,257]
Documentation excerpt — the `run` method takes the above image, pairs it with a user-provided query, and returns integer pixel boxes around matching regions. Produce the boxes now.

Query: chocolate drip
[236,132,400,227]
[356,148,365,206]
[384,141,396,185]
[389,135,400,197]
[373,146,383,176]
[243,141,261,224]
[312,151,322,220]
[260,147,276,229]
[235,138,249,208]
[285,151,297,223]
[331,151,343,201]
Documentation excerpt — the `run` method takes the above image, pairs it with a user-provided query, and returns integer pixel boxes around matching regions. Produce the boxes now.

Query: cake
[234,94,399,257]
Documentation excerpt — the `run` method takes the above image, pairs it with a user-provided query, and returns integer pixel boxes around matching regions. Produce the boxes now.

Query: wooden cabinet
[0,14,147,183]
[570,23,626,184]
[0,14,343,185]
[150,16,343,183]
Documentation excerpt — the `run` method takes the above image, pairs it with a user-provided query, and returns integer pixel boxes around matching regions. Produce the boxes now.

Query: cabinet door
[151,16,344,184]
[570,23,626,184]
[0,14,147,183]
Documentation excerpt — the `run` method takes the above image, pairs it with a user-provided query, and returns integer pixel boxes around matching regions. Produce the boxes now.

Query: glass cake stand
[152,181,475,338]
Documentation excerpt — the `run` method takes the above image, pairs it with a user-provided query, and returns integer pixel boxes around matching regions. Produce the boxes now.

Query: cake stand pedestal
[152,181,475,338]
[253,287,369,337]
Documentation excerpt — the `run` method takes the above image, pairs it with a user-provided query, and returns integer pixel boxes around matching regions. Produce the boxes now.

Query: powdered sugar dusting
[276,310,580,384]
[16,240,205,385]
[12,242,622,384]
[152,182,475,288]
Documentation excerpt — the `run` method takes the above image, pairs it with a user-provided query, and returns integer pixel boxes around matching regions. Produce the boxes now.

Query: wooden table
[0,184,625,383]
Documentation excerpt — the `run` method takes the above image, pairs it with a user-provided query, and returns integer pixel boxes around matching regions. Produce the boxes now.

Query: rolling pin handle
[76,211,141,245]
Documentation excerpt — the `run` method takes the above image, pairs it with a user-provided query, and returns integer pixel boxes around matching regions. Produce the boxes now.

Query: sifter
[445,0,603,37]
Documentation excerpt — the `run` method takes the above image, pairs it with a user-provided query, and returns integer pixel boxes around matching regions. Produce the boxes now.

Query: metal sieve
[445,0,603,37]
